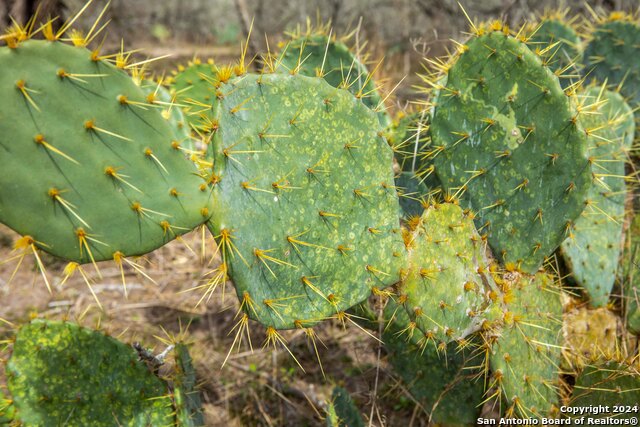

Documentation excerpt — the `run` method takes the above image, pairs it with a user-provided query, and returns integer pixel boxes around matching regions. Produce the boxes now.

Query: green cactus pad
[490,272,563,418]
[561,88,634,307]
[382,299,483,425]
[570,360,640,415]
[528,18,582,88]
[395,172,429,219]
[139,79,194,152]
[173,344,204,427]
[325,387,365,427]
[170,59,219,127]
[0,40,213,263]
[431,29,592,273]
[388,111,431,173]
[583,17,640,107]
[277,33,389,126]
[621,214,640,335]
[208,72,405,329]
[7,319,173,426]
[400,202,496,344]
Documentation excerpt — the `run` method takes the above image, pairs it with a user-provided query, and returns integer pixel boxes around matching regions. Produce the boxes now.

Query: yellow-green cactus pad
[489,273,562,418]
[400,202,497,344]
[208,72,405,329]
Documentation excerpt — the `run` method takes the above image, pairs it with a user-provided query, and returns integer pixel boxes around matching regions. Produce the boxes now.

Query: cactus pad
[430,29,592,272]
[173,344,204,427]
[400,202,496,344]
[326,387,365,427]
[395,172,429,218]
[570,359,640,412]
[489,272,562,418]
[583,16,640,108]
[561,88,634,307]
[382,299,484,425]
[528,17,581,87]
[0,40,213,263]
[6,319,173,426]
[170,59,218,127]
[277,32,389,126]
[208,72,404,329]
[621,214,640,335]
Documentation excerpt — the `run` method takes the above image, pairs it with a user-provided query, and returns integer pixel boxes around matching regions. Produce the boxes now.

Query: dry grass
[0,224,430,426]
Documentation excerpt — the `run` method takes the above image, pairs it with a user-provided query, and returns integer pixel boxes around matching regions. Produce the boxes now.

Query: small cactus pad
[400,202,496,344]
[325,387,365,427]
[7,319,173,426]
[170,59,218,127]
[528,17,582,87]
[583,16,640,107]
[208,72,405,329]
[489,272,563,418]
[139,79,194,152]
[0,40,213,263]
[570,359,640,412]
[382,299,484,425]
[561,88,634,307]
[277,33,389,126]
[621,214,640,335]
[173,344,204,427]
[430,29,592,273]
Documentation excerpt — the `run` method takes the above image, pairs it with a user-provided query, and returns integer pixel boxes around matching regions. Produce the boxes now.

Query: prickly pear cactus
[388,110,431,173]
[563,307,622,364]
[561,87,634,307]
[326,387,365,427]
[489,272,563,418]
[6,319,174,426]
[570,359,640,415]
[395,171,429,218]
[528,15,582,87]
[583,15,640,108]
[382,299,484,425]
[621,214,640,335]
[400,202,497,344]
[0,40,213,263]
[138,79,194,152]
[170,59,219,127]
[173,344,204,427]
[208,72,405,329]
[430,26,592,273]
[277,30,389,126]
[0,387,14,425]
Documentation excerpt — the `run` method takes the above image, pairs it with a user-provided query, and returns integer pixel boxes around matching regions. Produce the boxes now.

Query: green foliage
[399,202,497,344]
[561,87,634,307]
[277,31,390,126]
[208,72,405,329]
[6,319,174,426]
[430,29,592,273]
[0,40,212,263]
[326,387,365,427]
[489,272,562,418]
[0,388,14,425]
[173,344,205,427]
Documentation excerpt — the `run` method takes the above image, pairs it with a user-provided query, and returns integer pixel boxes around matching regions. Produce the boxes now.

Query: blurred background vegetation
[1,0,637,104]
